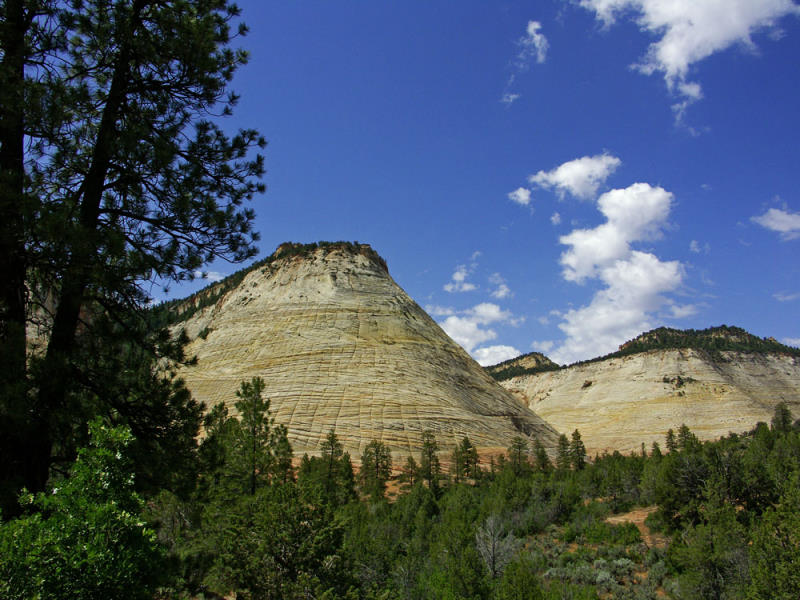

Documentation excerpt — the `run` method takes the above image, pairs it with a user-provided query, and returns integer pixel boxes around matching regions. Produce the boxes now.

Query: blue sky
[170,0,800,365]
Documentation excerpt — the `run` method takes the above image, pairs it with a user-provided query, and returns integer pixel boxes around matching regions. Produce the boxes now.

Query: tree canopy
[0,0,265,513]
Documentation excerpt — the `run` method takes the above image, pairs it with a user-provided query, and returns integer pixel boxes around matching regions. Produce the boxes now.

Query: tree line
[4,373,798,599]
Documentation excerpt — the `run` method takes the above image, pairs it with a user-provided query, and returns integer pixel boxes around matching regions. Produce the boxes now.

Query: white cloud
[529,153,622,200]
[502,21,548,104]
[441,315,497,352]
[425,304,457,316]
[668,303,698,318]
[551,252,684,364]
[549,182,685,364]
[559,183,673,282]
[783,337,800,347]
[689,240,701,253]
[194,270,226,282]
[774,291,800,302]
[752,207,800,239]
[473,345,521,366]
[508,187,532,206]
[532,340,555,353]
[579,0,800,110]
[489,273,512,299]
[439,303,516,354]
[444,264,477,293]
[518,20,549,66]
[550,212,562,225]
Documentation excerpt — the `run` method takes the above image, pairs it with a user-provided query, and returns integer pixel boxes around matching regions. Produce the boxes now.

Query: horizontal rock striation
[499,348,800,454]
[173,243,558,459]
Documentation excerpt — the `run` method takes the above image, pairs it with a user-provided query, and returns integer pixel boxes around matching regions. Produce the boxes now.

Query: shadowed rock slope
[494,327,800,455]
[170,242,558,458]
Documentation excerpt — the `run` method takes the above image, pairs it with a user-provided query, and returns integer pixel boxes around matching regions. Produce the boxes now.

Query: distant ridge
[488,325,800,382]
[495,325,800,454]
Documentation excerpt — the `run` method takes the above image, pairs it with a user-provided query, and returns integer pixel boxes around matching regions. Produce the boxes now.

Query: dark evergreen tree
[399,455,419,491]
[0,0,265,513]
[665,428,678,453]
[556,433,571,471]
[570,429,587,471]
[507,436,529,476]
[532,436,553,473]
[771,401,793,433]
[297,430,356,507]
[360,439,392,500]
[419,430,442,495]
[232,377,272,496]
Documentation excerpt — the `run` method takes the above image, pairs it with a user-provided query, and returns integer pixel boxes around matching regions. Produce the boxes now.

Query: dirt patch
[606,506,669,549]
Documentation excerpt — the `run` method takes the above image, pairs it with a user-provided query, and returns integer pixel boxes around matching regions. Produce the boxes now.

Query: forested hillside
[3,377,798,599]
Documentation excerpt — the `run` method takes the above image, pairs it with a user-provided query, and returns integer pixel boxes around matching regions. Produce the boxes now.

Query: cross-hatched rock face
[499,348,800,455]
[174,243,558,459]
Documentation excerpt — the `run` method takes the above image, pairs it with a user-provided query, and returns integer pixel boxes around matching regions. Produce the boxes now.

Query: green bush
[0,420,167,600]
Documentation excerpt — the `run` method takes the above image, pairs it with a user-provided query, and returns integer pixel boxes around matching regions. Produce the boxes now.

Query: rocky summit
[494,327,800,455]
[170,242,558,459]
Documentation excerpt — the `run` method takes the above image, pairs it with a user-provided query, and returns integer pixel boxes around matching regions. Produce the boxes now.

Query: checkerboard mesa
[168,242,558,460]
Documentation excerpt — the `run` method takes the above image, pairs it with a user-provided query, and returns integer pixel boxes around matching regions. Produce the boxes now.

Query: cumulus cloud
[508,187,532,206]
[579,0,800,111]
[444,264,477,293]
[550,212,562,225]
[473,345,521,366]
[439,303,516,354]
[529,153,622,200]
[752,207,800,239]
[501,92,522,105]
[518,20,549,66]
[559,183,673,282]
[549,182,685,364]
[783,337,800,347]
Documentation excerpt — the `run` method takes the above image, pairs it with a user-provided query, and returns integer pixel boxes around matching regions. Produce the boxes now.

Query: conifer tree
[419,430,441,494]
[556,434,571,471]
[569,429,587,471]
[507,436,529,476]
[665,428,678,453]
[360,439,392,500]
[399,456,419,491]
[532,437,552,473]
[0,0,266,510]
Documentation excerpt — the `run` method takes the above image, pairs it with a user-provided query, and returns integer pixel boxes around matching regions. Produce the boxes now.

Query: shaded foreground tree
[0,0,265,512]
[0,419,166,599]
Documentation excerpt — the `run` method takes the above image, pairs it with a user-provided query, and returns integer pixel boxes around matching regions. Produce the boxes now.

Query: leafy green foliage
[0,420,166,599]
[1,0,265,514]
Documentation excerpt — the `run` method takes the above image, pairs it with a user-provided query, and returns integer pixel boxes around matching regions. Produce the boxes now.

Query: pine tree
[665,428,678,453]
[532,437,552,473]
[771,402,793,433]
[419,430,441,494]
[569,429,587,471]
[556,434,571,471]
[1,0,266,511]
[233,377,272,496]
[360,439,392,500]
[507,436,529,476]
[399,455,419,491]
